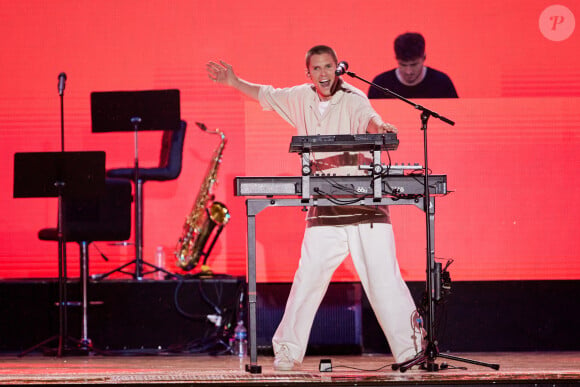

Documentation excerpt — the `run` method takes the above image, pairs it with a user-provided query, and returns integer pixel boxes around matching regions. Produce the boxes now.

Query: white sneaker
[273,344,297,371]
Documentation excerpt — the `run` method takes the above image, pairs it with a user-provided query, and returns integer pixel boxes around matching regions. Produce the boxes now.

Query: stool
[38,178,132,349]
[102,120,186,279]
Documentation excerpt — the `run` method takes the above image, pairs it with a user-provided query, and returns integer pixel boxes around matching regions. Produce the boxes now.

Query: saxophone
[175,122,230,272]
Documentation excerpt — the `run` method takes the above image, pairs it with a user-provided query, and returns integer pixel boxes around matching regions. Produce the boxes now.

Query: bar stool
[38,178,132,350]
[99,120,186,279]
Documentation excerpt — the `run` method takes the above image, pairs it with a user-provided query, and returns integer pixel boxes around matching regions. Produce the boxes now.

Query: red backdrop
[1,0,578,281]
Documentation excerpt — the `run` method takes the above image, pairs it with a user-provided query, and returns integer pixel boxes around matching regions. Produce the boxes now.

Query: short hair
[305,45,338,68]
[394,32,426,61]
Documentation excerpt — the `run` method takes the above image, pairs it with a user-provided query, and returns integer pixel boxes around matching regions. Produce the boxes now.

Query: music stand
[13,151,105,356]
[90,89,181,279]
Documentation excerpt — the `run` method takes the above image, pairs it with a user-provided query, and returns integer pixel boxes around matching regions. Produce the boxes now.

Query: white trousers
[272,223,422,363]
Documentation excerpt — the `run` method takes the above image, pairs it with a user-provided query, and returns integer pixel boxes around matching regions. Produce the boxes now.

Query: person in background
[368,32,458,99]
[206,45,423,371]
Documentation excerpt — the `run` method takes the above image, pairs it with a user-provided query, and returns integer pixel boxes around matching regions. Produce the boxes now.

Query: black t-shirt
[368,67,458,99]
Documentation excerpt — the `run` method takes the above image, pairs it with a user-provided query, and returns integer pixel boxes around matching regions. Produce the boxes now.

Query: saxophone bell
[176,202,229,271]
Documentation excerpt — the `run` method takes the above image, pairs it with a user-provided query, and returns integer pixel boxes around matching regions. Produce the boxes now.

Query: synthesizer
[235,174,447,197]
[289,133,399,153]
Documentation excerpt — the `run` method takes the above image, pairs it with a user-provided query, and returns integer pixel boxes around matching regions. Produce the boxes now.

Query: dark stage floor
[0,352,579,386]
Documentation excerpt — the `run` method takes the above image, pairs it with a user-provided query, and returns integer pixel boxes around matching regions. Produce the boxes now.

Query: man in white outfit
[206,45,422,371]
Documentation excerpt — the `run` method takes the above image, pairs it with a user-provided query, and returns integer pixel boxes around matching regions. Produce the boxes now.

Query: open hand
[206,60,237,86]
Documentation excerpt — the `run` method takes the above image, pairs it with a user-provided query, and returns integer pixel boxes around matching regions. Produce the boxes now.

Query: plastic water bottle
[154,246,166,280]
[231,320,247,357]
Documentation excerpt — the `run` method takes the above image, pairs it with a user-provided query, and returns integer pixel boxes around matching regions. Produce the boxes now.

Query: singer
[206,45,422,371]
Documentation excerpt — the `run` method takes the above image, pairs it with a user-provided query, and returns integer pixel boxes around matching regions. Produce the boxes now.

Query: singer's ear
[306,69,311,78]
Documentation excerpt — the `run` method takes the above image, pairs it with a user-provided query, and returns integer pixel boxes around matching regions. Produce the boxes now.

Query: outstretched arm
[206,60,261,101]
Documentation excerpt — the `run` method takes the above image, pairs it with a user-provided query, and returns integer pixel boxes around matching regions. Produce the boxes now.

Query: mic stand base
[392,341,500,373]
[92,260,181,281]
[18,335,110,358]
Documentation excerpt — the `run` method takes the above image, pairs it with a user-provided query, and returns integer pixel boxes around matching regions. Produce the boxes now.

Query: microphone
[58,72,67,96]
[335,61,349,76]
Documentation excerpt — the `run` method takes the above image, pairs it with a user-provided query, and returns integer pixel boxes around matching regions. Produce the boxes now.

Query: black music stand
[13,151,105,356]
[91,89,181,279]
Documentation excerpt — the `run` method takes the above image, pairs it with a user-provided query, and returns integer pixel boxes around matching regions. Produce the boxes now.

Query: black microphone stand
[344,69,500,372]
[56,73,68,356]
[19,74,111,357]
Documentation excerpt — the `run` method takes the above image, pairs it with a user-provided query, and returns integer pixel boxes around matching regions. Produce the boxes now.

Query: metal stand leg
[245,201,262,374]
[79,242,92,349]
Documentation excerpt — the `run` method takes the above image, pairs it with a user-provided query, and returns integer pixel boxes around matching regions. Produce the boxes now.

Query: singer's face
[307,53,337,101]
[397,56,425,86]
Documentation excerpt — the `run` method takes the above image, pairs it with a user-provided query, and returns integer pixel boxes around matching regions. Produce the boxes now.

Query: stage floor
[0,352,579,386]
